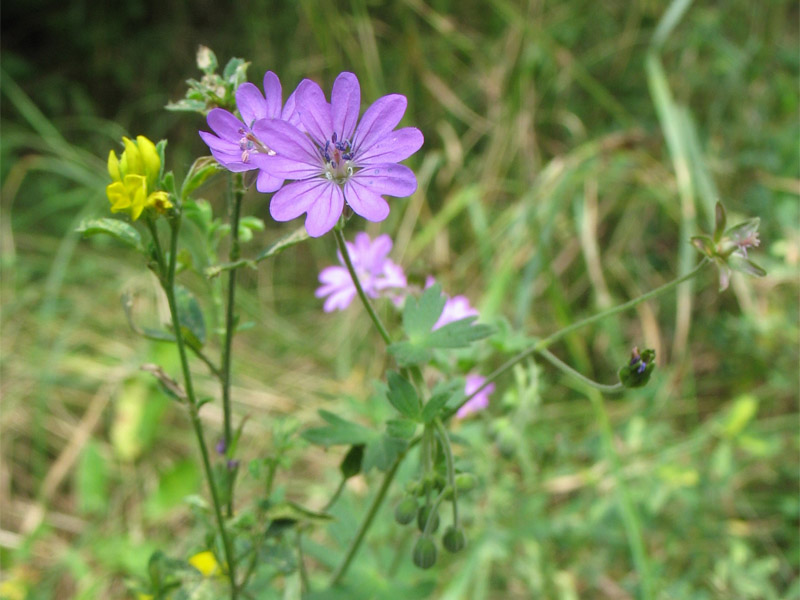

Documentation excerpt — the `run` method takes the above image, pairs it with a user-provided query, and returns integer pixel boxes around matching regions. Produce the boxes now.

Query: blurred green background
[1,0,798,598]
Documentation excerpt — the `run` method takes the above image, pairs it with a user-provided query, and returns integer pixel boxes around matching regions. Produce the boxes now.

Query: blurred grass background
[1,0,798,598]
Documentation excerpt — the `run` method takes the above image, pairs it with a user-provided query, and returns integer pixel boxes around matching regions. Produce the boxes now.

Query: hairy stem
[221,174,244,516]
[333,227,392,345]
[161,217,238,599]
[537,348,624,393]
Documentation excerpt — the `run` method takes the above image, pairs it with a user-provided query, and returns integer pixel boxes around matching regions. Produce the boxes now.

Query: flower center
[238,129,274,163]
[321,133,354,184]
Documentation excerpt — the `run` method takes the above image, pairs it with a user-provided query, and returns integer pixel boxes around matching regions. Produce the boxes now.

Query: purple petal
[251,154,321,180]
[262,71,283,119]
[352,94,407,151]
[256,170,284,193]
[199,131,235,153]
[282,84,302,127]
[252,119,321,165]
[269,179,329,222]
[356,127,424,165]
[331,72,361,141]
[350,164,417,197]
[344,179,390,222]
[236,83,267,128]
[305,184,344,237]
[296,79,333,147]
[207,109,245,141]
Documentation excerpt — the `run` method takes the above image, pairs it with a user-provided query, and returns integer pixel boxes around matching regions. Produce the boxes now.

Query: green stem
[433,418,458,526]
[444,258,710,419]
[537,348,623,393]
[329,454,403,587]
[161,218,238,599]
[221,174,244,516]
[587,388,653,600]
[333,227,392,345]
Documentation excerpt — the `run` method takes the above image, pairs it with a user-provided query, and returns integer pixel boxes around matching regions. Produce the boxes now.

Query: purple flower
[253,72,424,237]
[316,232,407,312]
[457,374,494,419]
[199,71,300,193]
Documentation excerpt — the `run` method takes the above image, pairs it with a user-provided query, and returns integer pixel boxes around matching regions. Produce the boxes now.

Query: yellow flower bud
[136,135,161,188]
[122,136,143,175]
[107,150,121,182]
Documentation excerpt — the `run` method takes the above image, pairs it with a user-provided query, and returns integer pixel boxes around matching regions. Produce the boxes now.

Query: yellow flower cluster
[106,136,172,220]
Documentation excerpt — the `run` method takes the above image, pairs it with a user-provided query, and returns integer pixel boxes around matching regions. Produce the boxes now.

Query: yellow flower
[106,135,171,221]
[188,551,220,577]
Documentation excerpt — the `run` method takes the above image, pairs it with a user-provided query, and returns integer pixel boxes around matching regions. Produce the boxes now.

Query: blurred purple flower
[457,374,494,419]
[254,72,424,237]
[199,71,300,193]
[316,232,407,312]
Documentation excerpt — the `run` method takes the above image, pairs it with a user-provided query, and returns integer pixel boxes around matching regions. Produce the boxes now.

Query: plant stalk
[161,217,238,599]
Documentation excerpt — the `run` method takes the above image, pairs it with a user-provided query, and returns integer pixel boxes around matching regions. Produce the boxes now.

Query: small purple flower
[316,232,407,312]
[199,71,300,193]
[254,72,424,237]
[215,438,227,455]
[457,374,494,419]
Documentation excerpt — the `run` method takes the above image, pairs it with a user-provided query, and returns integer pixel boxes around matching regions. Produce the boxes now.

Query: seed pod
[442,526,467,553]
[417,505,440,533]
[455,473,477,494]
[412,537,438,569]
[394,496,418,525]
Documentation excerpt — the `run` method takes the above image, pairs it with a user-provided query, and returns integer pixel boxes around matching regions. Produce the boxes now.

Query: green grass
[1,0,798,598]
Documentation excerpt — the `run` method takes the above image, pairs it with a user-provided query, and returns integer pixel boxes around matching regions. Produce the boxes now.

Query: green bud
[455,473,477,494]
[394,496,418,525]
[618,347,656,388]
[412,537,438,569]
[417,505,440,533]
[442,526,467,553]
[497,430,517,458]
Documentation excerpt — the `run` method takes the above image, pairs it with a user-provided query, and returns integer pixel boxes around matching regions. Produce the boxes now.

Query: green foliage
[2,0,797,598]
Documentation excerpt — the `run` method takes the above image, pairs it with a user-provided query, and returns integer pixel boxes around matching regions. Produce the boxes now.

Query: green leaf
[728,254,766,278]
[340,444,365,479]
[713,201,727,243]
[387,341,431,367]
[174,285,206,348]
[386,371,421,420]
[403,284,446,340]
[386,418,418,440]
[426,318,494,349]
[75,440,109,516]
[302,410,375,447]
[76,218,142,251]
[254,226,309,262]
[181,156,220,200]
[421,391,451,424]
[690,235,715,258]
[363,434,407,472]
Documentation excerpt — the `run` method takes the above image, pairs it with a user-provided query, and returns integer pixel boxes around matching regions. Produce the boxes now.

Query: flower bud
[417,505,440,533]
[412,537,438,569]
[394,496,418,525]
[455,473,477,494]
[442,526,467,553]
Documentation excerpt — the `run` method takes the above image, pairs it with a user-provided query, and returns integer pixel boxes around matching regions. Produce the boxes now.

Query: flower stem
[444,258,710,419]
[329,454,403,587]
[161,217,238,599]
[433,418,458,526]
[537,348,624,393]
[221,174,244,516]
[333,228,392,345]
